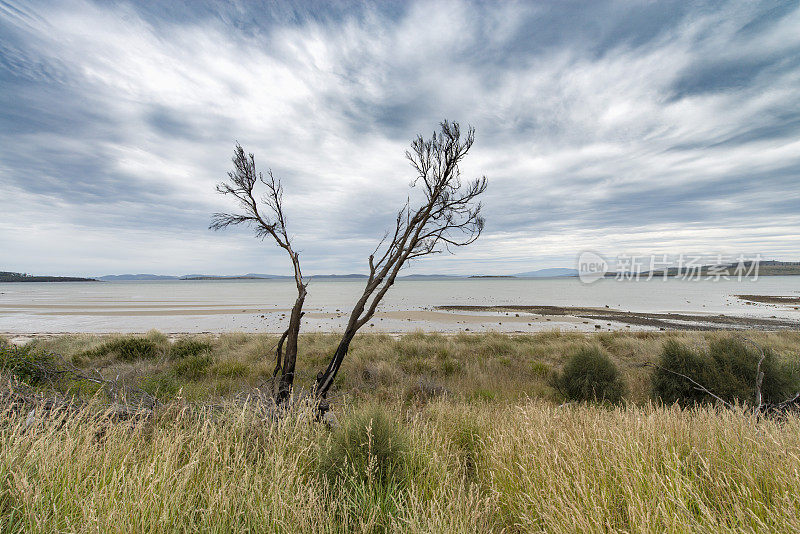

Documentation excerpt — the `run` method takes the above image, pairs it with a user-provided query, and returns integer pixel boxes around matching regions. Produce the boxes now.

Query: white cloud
[0,0,798,276]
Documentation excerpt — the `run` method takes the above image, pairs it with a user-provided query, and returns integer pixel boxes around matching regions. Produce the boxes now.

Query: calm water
[1,277,799,334]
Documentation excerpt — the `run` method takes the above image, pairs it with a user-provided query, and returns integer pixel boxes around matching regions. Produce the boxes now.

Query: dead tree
[314,121,487,408]
[210,144,306,404]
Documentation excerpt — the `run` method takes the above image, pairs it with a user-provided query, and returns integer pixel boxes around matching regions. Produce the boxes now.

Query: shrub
[318,406,410,489]
[0,344,60,385]
[651,338,798,406]
[554,346,625,403]
[170,339,213,359]
[708,338,795,403]
[650,340,710,406]
[84,336,162,362]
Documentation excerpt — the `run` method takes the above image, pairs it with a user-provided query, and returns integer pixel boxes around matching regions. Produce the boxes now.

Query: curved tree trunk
[312,121,486,413]
[275,288,306,404]
[211,144,308,407]
[314,327,355,405]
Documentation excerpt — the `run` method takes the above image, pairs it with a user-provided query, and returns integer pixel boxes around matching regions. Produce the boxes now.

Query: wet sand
[437,305,800,331]
[737,295,800,305]
[36,308,289,316]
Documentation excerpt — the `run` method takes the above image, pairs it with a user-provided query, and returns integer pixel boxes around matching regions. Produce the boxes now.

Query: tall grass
[3,400,800,532]
[19,330,800,404]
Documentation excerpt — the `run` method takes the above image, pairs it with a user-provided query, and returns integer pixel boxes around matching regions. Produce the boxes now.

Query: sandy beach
[2,278,799,335]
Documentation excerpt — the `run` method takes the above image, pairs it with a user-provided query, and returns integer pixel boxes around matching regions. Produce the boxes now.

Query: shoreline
[3,304,799,339]
[437,304,800,331]
[2,283,798,335]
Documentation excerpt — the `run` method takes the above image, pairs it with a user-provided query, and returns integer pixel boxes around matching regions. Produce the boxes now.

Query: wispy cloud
[1,0,798,275]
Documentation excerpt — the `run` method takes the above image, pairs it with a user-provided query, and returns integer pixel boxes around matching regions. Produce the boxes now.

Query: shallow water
[1,277,799,334]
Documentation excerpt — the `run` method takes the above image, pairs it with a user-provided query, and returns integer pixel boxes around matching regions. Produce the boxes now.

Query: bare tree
[313,120,487,408]
[210,144,306,404]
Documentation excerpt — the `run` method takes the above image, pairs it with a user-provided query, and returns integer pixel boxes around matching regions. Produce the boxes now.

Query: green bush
[651,340,709,406]
[318,406,411,488]
[170,339,213,359]
[651,338,797,406]
[553,346,625,403]
[0,344,60,385]
[708,338,795,403]
[84,337,162,362]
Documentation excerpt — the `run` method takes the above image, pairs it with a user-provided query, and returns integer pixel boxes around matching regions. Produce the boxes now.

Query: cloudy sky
[1,0,799,276]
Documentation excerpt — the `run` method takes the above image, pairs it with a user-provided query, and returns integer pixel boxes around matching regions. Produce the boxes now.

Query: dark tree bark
[314,121,487,408]
[210,144,306,404]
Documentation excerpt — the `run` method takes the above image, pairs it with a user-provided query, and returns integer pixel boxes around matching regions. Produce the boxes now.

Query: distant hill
[181,273,290,280]
[98,274,179,281]
[514,268,578,278]
[57,261,800,284]
[243,273,291,279]
[309,274,368,279]
[180,273,369,280]
[644,260,800,278]
[398,274,464,280]
[1,271,98,282]
[180,276,267,280]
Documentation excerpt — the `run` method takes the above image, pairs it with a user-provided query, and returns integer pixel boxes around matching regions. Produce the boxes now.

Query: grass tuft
[318,405,412,489]
[81,336,164,362]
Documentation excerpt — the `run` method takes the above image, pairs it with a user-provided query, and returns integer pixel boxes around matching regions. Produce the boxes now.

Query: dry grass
[3,331,800,531]
[3,399,800,532]
[16,330,800,404]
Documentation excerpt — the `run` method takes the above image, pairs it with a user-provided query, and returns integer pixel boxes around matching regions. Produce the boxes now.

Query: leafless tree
[210,144,306,404]
[313,120,487,408]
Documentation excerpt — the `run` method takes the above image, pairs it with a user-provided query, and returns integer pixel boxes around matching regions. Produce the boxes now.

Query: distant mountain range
[7,262,798,283]
[513,268,578,278]
[97,274,180,281]
[96,273,373,281]
[94,269,580,281]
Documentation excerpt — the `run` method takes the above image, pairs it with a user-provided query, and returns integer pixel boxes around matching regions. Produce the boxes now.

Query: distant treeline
[0,271,98,283]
